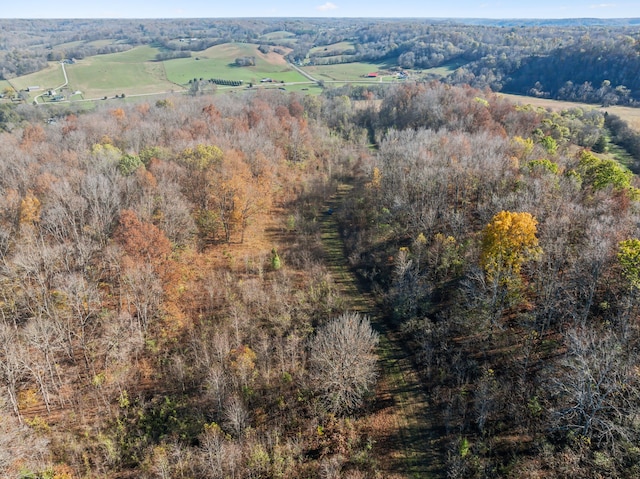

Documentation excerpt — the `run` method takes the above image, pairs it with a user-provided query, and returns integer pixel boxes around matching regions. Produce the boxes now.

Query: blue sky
[2,0,639,19]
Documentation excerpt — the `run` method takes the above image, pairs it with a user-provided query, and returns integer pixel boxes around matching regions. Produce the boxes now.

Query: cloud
[589,3,616,8]
[316,2,338,11]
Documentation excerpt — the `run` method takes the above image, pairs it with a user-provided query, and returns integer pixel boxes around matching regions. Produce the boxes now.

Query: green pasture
[260,30,296,40]
[163,42,307,85]
[5,42,315,103]
[304,61,396,81]
[51,40,85,51]
[309,41,355,55]
[10,63,66,93]
[51,38,122,53]
[64,46,178,98]
[421,58,469,77]
[87,39,123,48]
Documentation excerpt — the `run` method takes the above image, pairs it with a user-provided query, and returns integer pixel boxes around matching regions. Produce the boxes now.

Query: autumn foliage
[480,210,542,282]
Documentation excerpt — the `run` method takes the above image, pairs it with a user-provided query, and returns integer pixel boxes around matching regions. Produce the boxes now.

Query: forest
[2,18,640,106]
[2,65,640,477]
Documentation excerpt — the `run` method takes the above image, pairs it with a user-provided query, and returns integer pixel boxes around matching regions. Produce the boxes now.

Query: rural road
[287,61,319,83]
[33,61,69,104]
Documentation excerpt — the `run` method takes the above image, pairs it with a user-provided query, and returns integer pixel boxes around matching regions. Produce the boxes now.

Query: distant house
[366,72,378,78]
[260,78,273,83]
[27,86,40,92]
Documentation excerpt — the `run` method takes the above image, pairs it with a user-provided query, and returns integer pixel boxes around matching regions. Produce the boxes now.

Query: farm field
[499,93,640,132]
[259,30,296,41]
[3,42,315,103]
[51,38,121,53]
[303,61,399,81]
[67,46,177,98]
[9,63,66,95]
[309,41,355,56]
[163,42,307,85]
[421,58,469,77]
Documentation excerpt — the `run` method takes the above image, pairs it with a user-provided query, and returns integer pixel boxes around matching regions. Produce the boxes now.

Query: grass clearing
[6,42,309,102]
[319,182,445,478]
[304,61,396,81]
[309,41,355,55]
[66,47,178,98]
[421,58,469,77]
[499,93,640,133]
[260,30,295,40]
[164,42,306,86]
[10,64,66,94]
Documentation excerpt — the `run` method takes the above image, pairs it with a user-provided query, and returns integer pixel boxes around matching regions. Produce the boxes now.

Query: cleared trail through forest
[320,182,445,478]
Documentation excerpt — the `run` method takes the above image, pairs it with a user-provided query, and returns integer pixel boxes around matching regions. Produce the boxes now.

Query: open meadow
[163,43,307,85]
[67,46,178,98]
[500,93,640,133]
[3,42,312,103]
[309,41,355,56]
[8,63,66,95]
[304,61,399,81]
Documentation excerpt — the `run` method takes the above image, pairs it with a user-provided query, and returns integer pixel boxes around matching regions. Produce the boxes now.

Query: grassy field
[260,30,296,41]
[3,42,312,103]
[66,46,178,98]
[164,42,307,85]
[309,41,355,55]
[304,61,398,81]
[421,58,469,77]
[9,64,66,94]
[499,93,640,132]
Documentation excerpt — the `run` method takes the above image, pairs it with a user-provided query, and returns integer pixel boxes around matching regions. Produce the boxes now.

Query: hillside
[2,77,640,477]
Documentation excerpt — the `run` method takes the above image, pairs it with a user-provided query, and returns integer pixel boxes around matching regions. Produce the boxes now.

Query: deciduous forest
[2,16,640,479]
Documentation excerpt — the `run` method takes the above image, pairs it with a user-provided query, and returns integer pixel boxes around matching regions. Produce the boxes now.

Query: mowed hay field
[304,61,395,81]
[500,93,640,133]
[163,43,308,85]
[9,63,66,94]
[309,41,355,56]
[66,46,179,98]
[5,42,310,102]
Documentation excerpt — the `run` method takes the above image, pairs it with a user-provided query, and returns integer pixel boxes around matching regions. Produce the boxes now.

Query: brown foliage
[114,209,171,265]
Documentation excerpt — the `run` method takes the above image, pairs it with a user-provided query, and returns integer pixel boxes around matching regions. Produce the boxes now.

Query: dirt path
[319,182,445,478]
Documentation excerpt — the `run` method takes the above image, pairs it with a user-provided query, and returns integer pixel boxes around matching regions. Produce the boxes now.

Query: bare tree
[308,312,379,414]
[223,394,249,437]
[121,263,163,333]
[0,323,27,421]
[551,327,639,450]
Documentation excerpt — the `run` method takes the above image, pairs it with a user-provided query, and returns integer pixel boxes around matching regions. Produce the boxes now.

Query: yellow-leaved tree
[480,210,542,285]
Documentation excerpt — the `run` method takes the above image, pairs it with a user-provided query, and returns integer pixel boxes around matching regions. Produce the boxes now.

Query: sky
[1,0,639,19]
